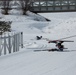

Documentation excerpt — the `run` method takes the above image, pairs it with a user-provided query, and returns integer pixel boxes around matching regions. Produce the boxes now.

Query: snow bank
[26,11,46,21]
[45,18,76,36]
[9,9,23,15]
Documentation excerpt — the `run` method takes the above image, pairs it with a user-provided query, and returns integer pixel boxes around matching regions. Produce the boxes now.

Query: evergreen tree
[0,21,12,35]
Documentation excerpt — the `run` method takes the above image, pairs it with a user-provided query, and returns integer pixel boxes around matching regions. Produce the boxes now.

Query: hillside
[0,11,76,75]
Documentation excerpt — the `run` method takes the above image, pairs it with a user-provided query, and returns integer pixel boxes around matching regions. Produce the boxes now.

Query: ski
[34,48,68,52]
[48,40,74,43]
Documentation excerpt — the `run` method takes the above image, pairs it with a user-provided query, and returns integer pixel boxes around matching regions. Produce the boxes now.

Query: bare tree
[2,0,12,15]
[19,0,32,15]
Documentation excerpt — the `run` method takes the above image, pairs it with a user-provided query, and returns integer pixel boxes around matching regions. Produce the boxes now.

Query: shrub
[0,21,12,35]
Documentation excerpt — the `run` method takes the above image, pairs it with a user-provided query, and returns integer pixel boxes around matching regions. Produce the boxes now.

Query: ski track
[25,41,48,50]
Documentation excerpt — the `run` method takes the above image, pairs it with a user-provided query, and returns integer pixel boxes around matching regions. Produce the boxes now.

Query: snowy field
[0,11,76,75]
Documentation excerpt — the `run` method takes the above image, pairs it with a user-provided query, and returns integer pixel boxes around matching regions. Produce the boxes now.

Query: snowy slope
[0,50,76,75]
[0,11,76,75]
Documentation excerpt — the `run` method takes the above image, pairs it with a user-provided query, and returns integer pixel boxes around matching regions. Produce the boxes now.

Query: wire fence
[0,32,23,56]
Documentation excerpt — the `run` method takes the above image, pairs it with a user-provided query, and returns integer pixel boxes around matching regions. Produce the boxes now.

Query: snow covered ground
[0,11,76,75]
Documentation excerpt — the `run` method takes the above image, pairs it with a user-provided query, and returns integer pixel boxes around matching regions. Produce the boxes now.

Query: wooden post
[21,32,23,48]
[8,35,11,53]
[13,34,16,52]
[4,35,7,55]
[0,36,2,56]
[16,34,19,52]
[15,34,17,52]
[17,33,19,51]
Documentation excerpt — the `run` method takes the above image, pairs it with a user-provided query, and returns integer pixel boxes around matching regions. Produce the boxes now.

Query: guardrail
[0,32,23,56]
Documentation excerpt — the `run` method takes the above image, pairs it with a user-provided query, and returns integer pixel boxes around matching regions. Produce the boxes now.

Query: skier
[56,42,64,51]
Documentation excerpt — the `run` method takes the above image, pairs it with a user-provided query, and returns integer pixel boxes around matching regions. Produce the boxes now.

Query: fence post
[15,34,17,52]
[13,34,16,52]
[15,34,18,52]
[17,33,19,51]
[4,35,7,55]
[8,35,11,53]
[21,32,23,48]
[0,36,2,56]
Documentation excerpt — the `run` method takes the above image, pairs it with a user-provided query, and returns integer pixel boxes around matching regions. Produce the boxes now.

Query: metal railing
[0,0,76,12]
[0,32,23,56]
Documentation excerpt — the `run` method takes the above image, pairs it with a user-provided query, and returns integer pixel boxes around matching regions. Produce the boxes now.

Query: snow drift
[26,11,47,21]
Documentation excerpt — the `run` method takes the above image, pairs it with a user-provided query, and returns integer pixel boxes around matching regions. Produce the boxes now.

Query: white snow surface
[0,11,76,75]
[26,11,47,21]
[0,11,3,19]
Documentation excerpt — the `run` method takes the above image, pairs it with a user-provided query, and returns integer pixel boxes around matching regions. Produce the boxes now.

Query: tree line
[0,0,34,15]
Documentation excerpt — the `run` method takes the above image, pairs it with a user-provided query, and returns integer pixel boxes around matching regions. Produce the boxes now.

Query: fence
[0,32,23,56]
